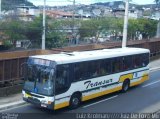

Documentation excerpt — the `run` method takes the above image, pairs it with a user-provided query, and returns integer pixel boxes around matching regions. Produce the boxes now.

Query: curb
[0,101,27,112]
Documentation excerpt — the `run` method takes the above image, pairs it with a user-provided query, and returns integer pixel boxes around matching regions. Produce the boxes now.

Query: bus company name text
[84,79,113,89]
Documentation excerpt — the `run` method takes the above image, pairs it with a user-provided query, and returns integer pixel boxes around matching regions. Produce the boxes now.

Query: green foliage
[46,19,69,48]
[128,19,139,39]
[79,17,157,41]
[0,16,158,50]
[3,40,12,48]
[128,18,157,40]
[25,16,43,48]
[79,17,124,41]
[46,31,66,48]
[24,16,68,48]
[138,18,157,38]
[79,19,98,38]
[6,21,26,40]
[0,20,27,48]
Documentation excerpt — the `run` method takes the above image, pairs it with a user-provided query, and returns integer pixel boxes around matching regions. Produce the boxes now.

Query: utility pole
[42,0,46,50]
[122,0,129,48]
[72,0,76,44]
[0,0,1,18]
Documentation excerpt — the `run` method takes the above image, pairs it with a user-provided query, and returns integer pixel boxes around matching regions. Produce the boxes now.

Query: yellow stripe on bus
[119,73,133,83]
[82,73,148,101]
[54,73,148,110]
[82,86,122,101]
[130,74,149,87]
[54,101,69,110]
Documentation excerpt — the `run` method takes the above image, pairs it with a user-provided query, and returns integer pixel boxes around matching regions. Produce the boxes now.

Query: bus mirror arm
[20,62,27,77]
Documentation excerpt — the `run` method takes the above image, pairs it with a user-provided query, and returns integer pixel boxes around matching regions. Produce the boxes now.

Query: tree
[108,18,123,41]
[58,19,80,45]
[138,18,157,39]
[128,19,139,40]
[0,15,66,49]
[25,16,42,48]
[79,19,99,39]
[25,16,66,49]
[79,18,123,42]
[128,18,158,40]
[0,20,26,48]
[46,19,67,48]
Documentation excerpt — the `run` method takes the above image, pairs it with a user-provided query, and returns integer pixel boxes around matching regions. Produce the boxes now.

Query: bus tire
[122,79,130,92]
[69,93,81,109]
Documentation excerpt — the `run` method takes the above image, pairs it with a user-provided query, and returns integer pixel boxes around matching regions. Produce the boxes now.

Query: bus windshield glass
[23,59,55,96]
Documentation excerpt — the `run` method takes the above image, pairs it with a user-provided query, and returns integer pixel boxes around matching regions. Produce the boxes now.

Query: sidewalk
[0,58,160,112]
[149,58,160,71]
[0,93,26,112]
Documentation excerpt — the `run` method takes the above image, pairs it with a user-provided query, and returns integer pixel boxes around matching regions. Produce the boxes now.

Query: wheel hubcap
[124,83,129,91]
[73,98,79,105]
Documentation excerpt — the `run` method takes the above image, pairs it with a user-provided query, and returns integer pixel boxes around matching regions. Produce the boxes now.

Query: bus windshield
[23,64,55,96]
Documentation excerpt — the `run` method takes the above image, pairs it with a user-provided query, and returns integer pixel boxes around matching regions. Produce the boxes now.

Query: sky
[28,0,155,6]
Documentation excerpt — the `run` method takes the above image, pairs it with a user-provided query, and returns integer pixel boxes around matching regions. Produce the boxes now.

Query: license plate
[41,104,47,107]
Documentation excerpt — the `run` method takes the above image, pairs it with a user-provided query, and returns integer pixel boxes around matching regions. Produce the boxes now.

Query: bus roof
[30,47,150,64]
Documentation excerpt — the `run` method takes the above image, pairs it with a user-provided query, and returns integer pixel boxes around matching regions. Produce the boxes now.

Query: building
[16,5,40,21]
[112,9,125,18]
[150,10,160,20]
[129,9,143,19]
[46,10,73,18]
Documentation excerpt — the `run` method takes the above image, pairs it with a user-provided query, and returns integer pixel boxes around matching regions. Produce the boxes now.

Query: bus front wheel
[122,79,130,92]
[69,93,81,109]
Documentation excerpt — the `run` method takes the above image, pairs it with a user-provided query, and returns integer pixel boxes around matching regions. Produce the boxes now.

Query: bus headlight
[41,100,52,105]
[47,101,52,104]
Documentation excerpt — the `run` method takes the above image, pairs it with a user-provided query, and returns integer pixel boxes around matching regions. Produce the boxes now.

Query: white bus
[22,47,150,110]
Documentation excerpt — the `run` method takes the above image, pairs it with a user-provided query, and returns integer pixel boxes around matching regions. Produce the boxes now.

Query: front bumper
[23,96,54,110]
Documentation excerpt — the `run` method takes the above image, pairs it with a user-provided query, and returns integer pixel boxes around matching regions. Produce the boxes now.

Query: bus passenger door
[54,64,71,110]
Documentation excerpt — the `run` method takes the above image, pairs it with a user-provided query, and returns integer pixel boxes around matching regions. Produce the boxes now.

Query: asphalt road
[1,69,160,119]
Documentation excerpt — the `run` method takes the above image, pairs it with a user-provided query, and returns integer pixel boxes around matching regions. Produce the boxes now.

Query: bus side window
[74,63,83,81]
[142,53,149,67]
[98,59,110,76]
[55,64,70,95]
[98,59,108,76]
[112,57,123,73]
[123,56,133,70]
[74,62,90,81]
[133,55,140,68]
[134,55,145,68]
[88,61,97,78]
[105,59,112,75]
